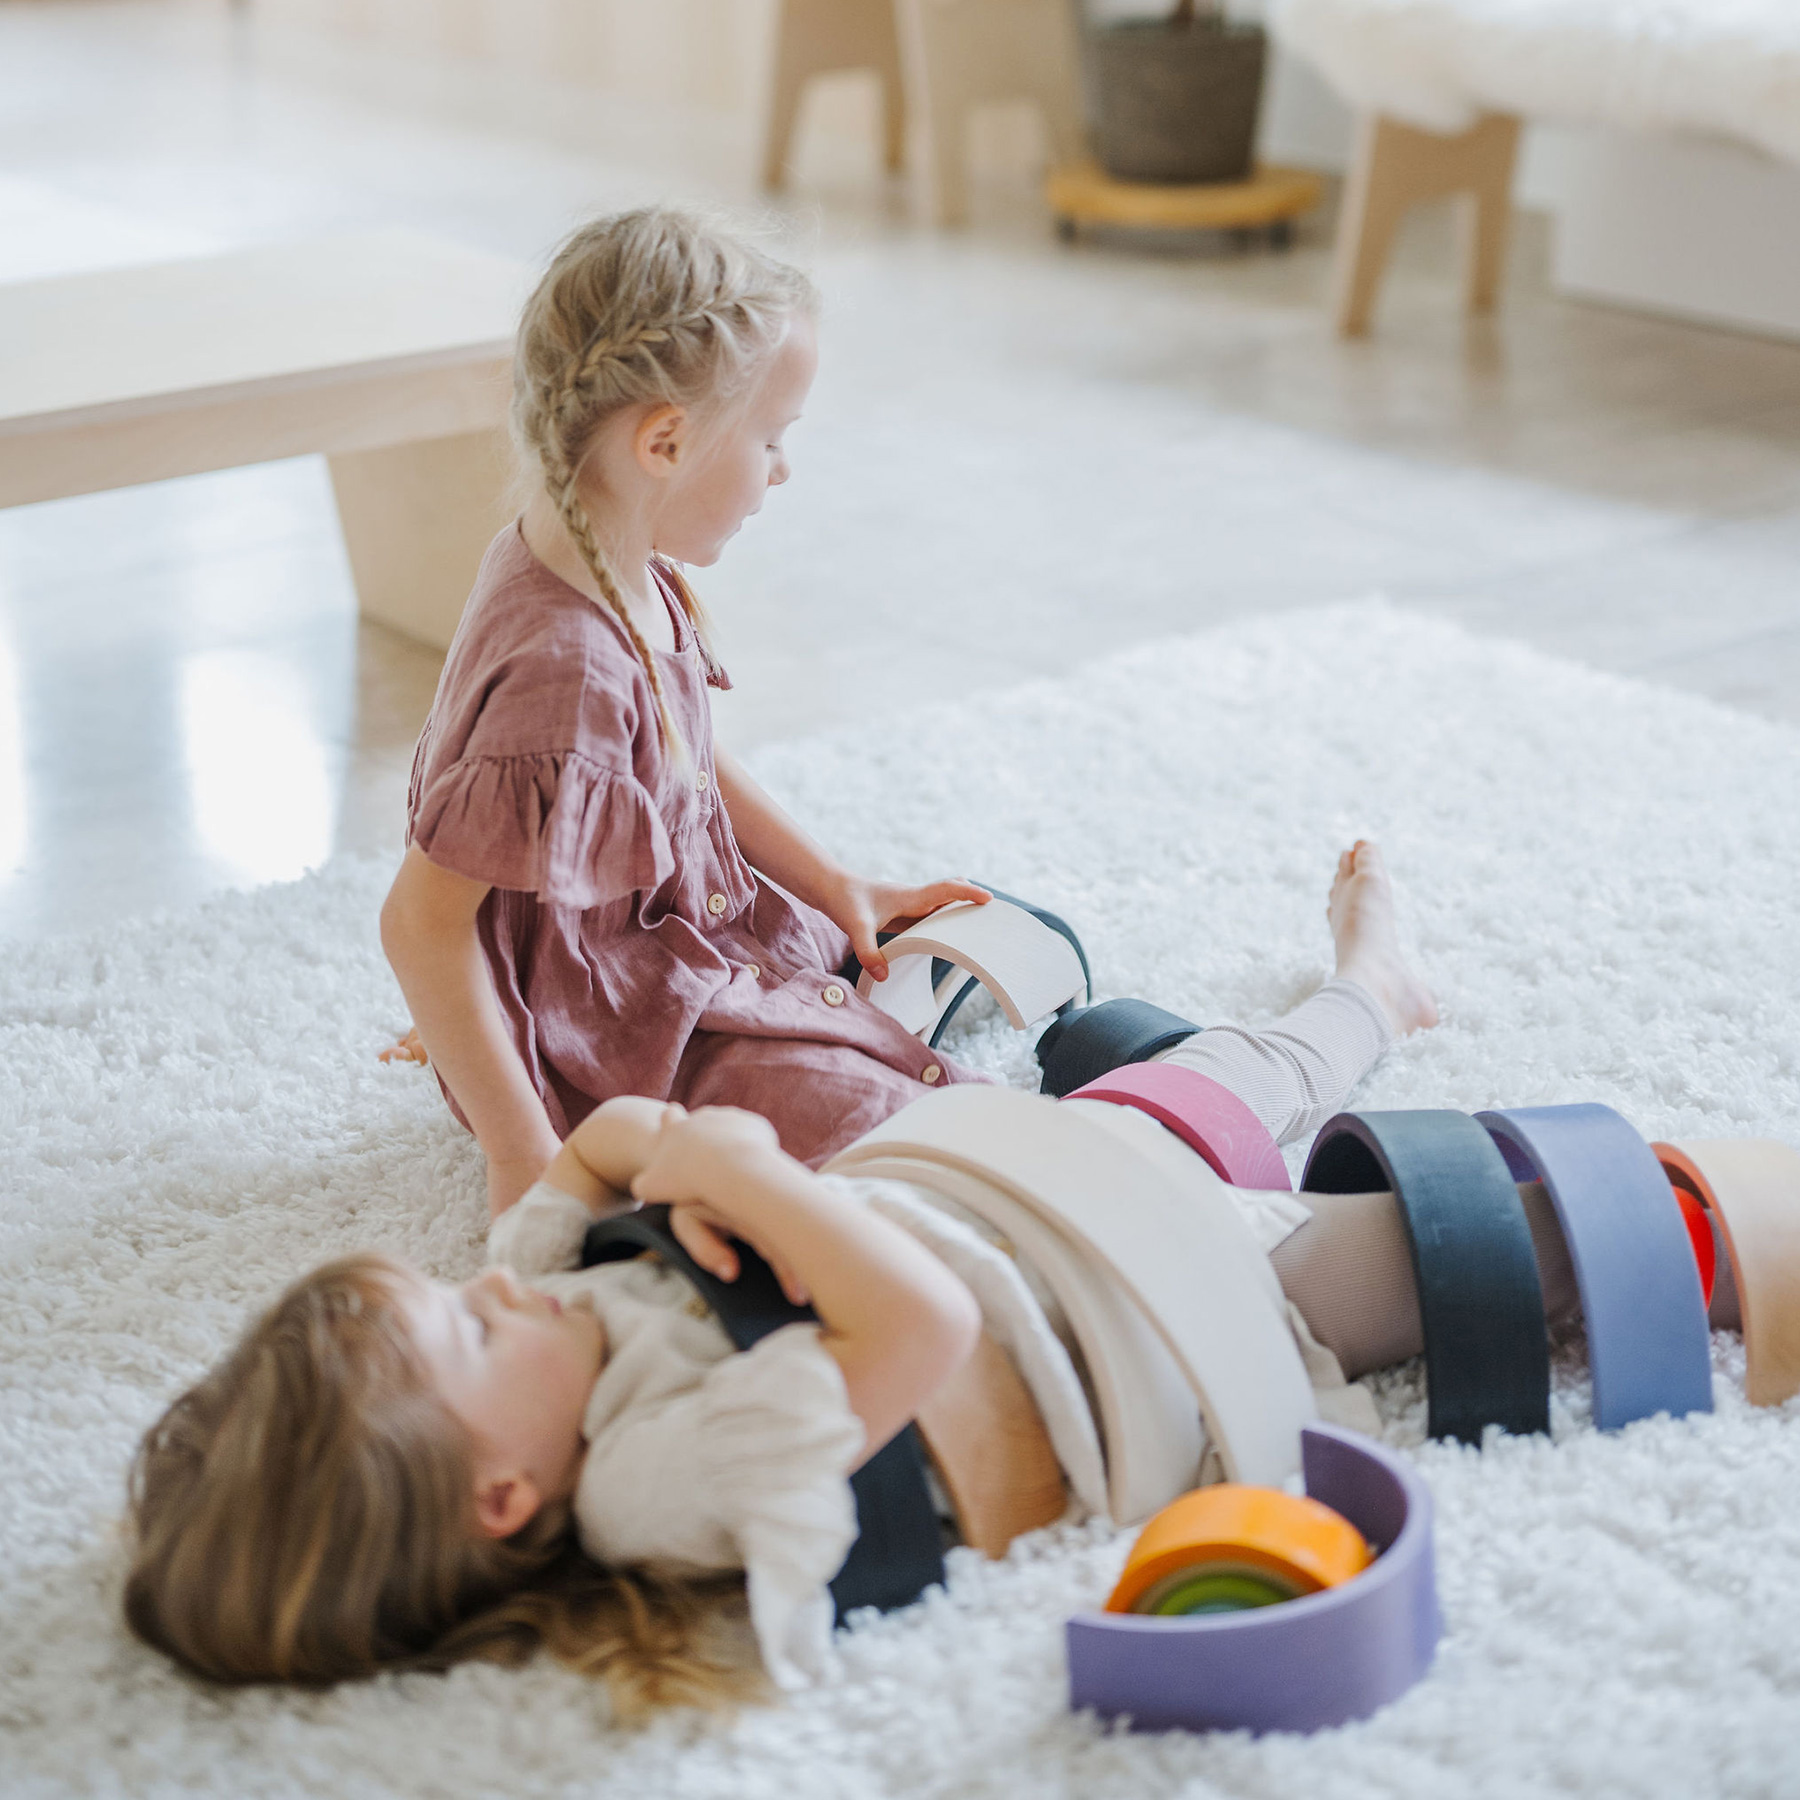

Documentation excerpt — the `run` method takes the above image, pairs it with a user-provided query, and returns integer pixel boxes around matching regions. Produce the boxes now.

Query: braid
[544,437,687,758]
[553,321,672,429]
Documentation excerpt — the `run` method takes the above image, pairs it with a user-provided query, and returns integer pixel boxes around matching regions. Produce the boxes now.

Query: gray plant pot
[1087,17,1268,185]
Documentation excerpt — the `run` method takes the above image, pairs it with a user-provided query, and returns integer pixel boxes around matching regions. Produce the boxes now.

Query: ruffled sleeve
[410,750,675,909]
[573,1321,863,1690]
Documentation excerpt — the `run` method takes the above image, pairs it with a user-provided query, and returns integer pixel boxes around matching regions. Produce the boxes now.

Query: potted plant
[1086,1,1268,185]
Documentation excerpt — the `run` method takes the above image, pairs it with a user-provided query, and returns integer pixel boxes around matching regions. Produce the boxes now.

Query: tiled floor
[2,0,1797,940]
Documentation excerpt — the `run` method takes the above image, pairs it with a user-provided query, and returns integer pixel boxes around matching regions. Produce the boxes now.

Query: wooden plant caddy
[1047,158,1323,249]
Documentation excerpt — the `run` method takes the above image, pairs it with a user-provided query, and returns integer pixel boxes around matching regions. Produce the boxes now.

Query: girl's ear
[634,403,688,478]
[473,1471,542,1540]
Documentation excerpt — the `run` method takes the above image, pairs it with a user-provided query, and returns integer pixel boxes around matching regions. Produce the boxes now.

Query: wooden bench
[0,232,527,649]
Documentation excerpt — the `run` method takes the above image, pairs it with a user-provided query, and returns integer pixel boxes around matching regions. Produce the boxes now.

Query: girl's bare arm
[713,747,987,979]
[536,1094,675,1211]
[379,845,563,1217]
[631,1107,982,1463]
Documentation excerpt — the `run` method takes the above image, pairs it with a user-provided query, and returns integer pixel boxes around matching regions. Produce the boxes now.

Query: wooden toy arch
[829,1086,1316,1498]
[856,896,1088,1039]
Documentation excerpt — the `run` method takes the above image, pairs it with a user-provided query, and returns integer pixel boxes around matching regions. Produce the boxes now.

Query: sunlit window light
[179,649,337,886]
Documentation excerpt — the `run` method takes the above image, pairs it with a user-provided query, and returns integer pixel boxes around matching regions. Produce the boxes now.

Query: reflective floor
[3,0,1798,940]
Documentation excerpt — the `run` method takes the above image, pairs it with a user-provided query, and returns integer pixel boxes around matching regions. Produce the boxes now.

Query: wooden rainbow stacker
[1046,159,1323,248]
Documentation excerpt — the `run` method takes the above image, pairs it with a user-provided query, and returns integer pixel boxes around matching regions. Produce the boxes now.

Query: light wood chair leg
[1462,117,1522,314]
[1332,110,1522,338]
[763,12,814,191]
[762,0,908,192]
[1332,116,1412,339]
[878,15,908,174]
[327,427,514,651]
[917,71,974,228]
[898,0,1086,228]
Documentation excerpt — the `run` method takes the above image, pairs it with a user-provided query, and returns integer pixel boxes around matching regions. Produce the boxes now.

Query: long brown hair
[511,207,817,750]
[123,1254,762,1716]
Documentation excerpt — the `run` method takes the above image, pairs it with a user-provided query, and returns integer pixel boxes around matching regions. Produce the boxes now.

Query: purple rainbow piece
[1066,1424,1440,1735]
[1068,1061,1292,1190]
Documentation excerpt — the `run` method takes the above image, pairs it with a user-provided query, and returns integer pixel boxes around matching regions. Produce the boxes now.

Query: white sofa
[1271,0,1800,337]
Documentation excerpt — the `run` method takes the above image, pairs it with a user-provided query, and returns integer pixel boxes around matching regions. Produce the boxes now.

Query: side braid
[545,440,688,758]
[553,321,672,431]
[536,306,730,748]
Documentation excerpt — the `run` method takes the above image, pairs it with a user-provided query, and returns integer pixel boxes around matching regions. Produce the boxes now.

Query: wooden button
[822,983,846,1006]
[706,893,728,916]
[922,1064,942,1085]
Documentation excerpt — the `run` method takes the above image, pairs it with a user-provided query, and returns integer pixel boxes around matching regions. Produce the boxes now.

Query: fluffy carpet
[1273,0,1800,166]
[5,602,1800,1799]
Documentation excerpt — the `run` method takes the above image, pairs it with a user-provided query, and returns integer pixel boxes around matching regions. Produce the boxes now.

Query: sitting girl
[379,205,990,1217]
[123,851,1501,1714]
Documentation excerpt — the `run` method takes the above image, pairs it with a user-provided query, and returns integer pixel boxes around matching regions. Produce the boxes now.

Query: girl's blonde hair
[123,1254,761,1716]
[512,207,817,748]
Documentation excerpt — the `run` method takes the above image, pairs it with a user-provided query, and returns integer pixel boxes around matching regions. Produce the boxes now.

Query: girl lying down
[126,848,1610,1714]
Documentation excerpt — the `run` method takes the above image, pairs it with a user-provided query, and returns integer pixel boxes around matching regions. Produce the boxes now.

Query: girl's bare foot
[1328,842,1438,1037]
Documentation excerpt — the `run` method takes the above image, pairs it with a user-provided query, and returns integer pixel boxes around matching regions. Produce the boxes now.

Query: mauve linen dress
[405,524,982,1167]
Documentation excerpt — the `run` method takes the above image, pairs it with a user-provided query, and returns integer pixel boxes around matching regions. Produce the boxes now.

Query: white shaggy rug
[1272,0,1800,167]
[5,602,1800,1799]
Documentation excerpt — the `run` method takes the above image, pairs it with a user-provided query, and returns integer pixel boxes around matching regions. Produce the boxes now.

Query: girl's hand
[624,1098,979,1462]
[632,1107,810,1302]
[631,1105,781,1211]
[379,1026,428,1066]
[666,1196,812,1307]
[826,875,989,982]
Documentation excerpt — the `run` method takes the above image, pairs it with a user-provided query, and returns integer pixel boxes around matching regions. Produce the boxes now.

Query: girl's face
[651,313,818,567]
[403,1266,604,1536]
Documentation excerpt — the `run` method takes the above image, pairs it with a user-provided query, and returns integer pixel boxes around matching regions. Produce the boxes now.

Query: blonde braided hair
[513,209,817,752]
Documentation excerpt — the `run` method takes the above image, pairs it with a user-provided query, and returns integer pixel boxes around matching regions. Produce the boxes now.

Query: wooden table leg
[899,0,1085,228]
[1462,117,1523,315]
[763,0,907,191]
[328,426,515,651]
[1332,110,1521,338]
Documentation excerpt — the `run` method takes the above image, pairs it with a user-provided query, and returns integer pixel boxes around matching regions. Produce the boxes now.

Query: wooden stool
[1047,159,1324,249]
[0,232,525,650]
[762,0,906,191]
[1332,111,1522,337]
[897,0,1086,227]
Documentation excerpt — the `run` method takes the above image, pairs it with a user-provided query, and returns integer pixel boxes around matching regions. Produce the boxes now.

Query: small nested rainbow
[1105,1485,1371,1618]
